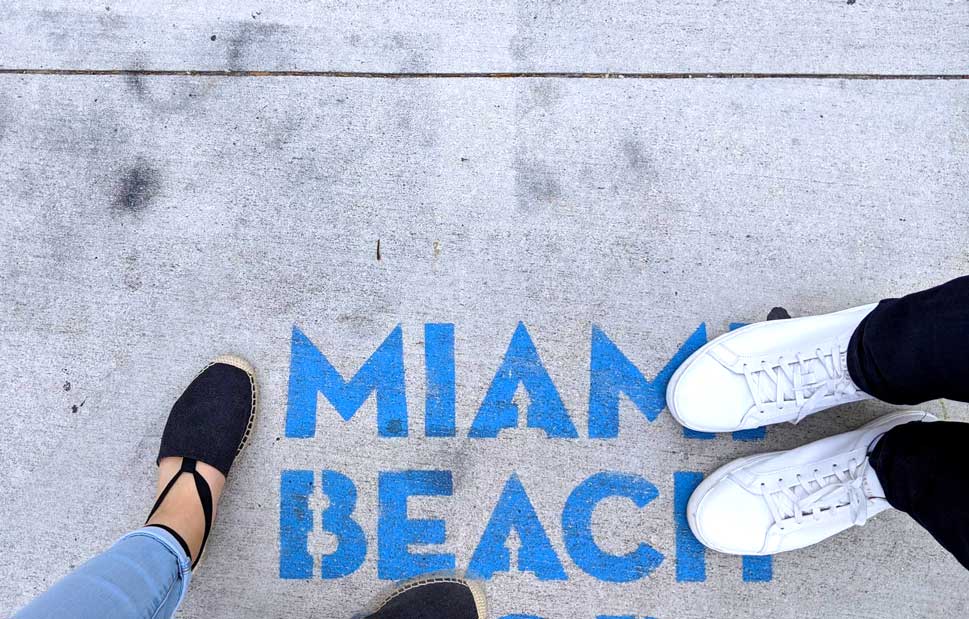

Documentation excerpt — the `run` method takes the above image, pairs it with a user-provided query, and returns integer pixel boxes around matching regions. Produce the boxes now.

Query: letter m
[285,325,407,438]
[588,324,707,439]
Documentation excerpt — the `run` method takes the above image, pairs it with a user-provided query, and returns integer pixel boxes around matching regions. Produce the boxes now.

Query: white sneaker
[687,410,936,556]
[667,303,877,432]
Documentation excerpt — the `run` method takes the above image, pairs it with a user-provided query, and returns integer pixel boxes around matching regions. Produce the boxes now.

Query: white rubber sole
[666,303,877,432]
[686,410,935,556]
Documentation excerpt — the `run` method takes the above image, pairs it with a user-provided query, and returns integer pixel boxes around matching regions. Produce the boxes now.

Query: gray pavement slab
[1,1,967,73]
[1,6,969,619]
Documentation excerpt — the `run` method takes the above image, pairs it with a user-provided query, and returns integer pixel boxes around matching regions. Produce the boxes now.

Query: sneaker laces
[742,346,857,421]
[761,458,871,529]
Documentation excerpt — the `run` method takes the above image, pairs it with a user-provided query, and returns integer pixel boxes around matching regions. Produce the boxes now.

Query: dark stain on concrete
[227,30,247,69]
[531,80,562,110]
[515,161,562,207]
[124,71,147,99]
[517,81,564,122]
[623,140,646,170]
[227,21,288,71]
[63,381,71,392]
[123,250,142,290]
[390,33,429,72]
[115,159,160,212]
[123,57,206,112]
[509,33,531,62]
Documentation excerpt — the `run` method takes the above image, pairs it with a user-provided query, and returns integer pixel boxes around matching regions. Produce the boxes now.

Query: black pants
[846,275,969,570]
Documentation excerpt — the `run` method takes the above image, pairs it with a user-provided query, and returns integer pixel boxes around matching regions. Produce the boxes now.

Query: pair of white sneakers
[667,303,936,556]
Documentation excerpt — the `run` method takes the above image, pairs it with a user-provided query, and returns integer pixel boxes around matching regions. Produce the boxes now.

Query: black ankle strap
[145,458,213,570]
[145,524,192,561]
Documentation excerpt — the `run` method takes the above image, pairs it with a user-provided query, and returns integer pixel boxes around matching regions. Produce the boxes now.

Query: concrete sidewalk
[1,4,968,618]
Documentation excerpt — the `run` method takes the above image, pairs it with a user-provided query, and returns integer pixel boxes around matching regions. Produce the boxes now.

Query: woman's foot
[146,458,227,563]
[144,355,257,568]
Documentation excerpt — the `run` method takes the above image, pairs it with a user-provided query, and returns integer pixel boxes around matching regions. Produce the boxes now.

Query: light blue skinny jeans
[15,526,192,618]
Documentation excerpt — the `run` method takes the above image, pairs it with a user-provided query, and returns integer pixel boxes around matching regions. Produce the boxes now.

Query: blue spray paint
[673,471,706,582]
[281,322,776,588]
[683,426,767,441]
[378,470,455,579]
[742,555,773,582]
[425,323,456,437]
[562,472,664,582]
[470,323,578,438]
[279,469,314,579]
[468,474,567,580]
[589,324,707,438]
[285,325,408,438]
[320,471,367,578]
[732,427,767,441]
[280,470,367,579]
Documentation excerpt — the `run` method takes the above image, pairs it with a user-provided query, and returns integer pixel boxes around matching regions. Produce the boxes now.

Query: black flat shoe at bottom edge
[361,576,487,619]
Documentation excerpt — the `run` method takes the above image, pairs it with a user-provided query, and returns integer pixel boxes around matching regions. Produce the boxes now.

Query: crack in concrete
[0,69,966,79]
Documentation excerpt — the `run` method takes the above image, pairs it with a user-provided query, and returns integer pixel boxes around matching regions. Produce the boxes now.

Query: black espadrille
[145,355,257,569]
[361,576,487,619]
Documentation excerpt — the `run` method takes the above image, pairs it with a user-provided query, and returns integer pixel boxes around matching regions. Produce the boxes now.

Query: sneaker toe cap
[690,477,773,555]
[670,354,754,432]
